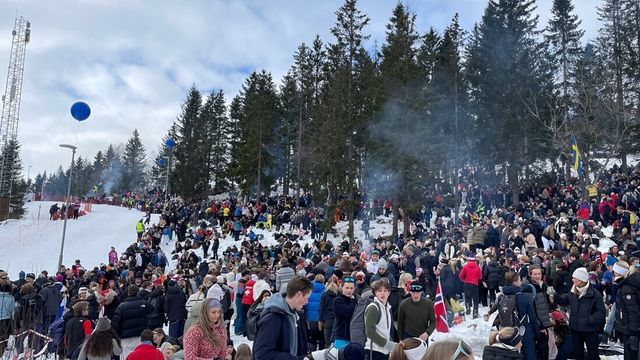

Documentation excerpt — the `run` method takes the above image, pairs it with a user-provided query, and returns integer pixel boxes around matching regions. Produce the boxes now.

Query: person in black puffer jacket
[614,264,640,359]
[319,282,338,348]
[164,280,187,340]
[332,279,357,347]
[483,257,501,307]
[556,267,606,360]
[482,326,524,360]
[111,286,154,359]
[552,264,572,297]
[147,284,166,330]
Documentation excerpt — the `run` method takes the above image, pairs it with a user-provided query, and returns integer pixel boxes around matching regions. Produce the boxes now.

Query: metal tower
[0,17,30,219]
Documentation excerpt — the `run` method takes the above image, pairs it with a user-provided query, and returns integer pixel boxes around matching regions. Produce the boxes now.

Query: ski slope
[0,201,152,278]
[0,201,623,359]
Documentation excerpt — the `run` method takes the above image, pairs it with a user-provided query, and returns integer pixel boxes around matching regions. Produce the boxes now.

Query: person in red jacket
[126,329,163,360]
[241,273,256,335]
[459,254,483,319]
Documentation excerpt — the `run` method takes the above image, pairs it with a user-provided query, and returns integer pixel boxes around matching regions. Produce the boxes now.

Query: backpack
[245,304,263,341]
[221,286,233,320]
[497,294,520,328]
[349,292,381,346]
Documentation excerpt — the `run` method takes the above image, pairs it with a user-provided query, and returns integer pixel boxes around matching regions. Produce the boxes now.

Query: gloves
[546,286,555,296]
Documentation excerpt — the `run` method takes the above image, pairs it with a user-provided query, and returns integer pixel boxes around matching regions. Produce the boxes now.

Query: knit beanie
[572,267,589,283]
[95,317,111,332]
[605,255,618,267]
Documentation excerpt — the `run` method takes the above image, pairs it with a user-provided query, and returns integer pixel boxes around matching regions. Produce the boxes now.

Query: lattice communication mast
[0,17,30,219]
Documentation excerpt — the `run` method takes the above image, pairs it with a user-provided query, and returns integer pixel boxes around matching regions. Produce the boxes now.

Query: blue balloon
[71,101,91,121]
[158,158,167,167]
[165,138,175,149]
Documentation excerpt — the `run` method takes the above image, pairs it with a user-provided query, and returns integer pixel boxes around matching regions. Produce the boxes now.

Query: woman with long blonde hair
[183,298,227,360]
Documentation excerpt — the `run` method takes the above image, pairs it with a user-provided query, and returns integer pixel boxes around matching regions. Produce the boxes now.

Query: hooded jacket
[253,293,308,360]
[614,272,640,335]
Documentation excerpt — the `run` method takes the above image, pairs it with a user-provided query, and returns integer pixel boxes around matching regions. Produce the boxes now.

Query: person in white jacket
[253,271,271,302]
[365,279,397,360]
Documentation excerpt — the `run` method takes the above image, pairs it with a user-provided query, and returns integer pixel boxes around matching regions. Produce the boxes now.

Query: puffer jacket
[467,225,487,246]
[556,283,606,333]
[459,260,482,286]
[521,277,552,328]
[319,290,337,322]
[164,285,187,322]
[111,296,154,338]
[483,261,502,290]
[305,281,325,322]
[614,272,640,335]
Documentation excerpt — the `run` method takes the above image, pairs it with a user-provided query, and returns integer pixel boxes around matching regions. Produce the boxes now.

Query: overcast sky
[0,0,602,179]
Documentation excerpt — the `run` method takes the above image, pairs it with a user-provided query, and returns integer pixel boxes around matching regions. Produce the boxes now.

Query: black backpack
[497,294,520,328]
[245,304,263,341]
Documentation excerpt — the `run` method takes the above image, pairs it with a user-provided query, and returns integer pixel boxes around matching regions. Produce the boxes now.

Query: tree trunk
[508,163,519,206]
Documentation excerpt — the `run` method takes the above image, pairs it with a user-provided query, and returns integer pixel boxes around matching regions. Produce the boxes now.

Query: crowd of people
[0,163,639,360]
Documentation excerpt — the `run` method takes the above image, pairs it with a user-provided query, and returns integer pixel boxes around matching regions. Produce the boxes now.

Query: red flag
[434,279,449,333]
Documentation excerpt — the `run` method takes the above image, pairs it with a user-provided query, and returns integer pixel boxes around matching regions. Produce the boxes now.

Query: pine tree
[276,71,300,196]
[200,90,231,194]
[0,140,27,218]
[103,144,122,193]
[466,0,544,204]
[172,86,208,199]
[375,2,423,236]
[329,0,371,242]
[597,0,639,169]
[231,71,280,196]
[120,129,147,191]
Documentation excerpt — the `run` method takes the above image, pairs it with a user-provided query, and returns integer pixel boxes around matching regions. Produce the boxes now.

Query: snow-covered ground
[0,201,623,359]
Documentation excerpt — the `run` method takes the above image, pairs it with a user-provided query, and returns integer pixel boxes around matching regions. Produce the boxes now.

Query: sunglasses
[342,277,355,284]
[409,285,423,292]
[451,340,471,360]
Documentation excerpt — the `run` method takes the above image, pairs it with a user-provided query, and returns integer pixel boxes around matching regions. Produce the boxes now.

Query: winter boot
[473,309,479,319]
[465,304,471,315]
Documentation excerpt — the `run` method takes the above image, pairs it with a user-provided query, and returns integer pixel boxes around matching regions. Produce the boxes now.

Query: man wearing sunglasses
[397,281,435,342]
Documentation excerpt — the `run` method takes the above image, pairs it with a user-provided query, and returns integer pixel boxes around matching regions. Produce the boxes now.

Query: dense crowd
[0,163,639,360]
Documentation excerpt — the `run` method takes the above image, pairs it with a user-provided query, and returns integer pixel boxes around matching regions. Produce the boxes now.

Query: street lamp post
[58,144,77,271]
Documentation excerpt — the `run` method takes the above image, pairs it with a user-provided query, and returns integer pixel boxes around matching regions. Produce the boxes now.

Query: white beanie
[612,262,629,277]
[572,267,589,283]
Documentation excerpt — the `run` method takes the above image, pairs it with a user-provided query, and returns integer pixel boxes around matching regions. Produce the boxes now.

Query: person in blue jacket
[486,271,539,360]
[253,276,312,360]
[305,275,326,351]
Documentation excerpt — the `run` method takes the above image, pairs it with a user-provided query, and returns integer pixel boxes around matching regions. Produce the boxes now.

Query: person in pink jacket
[459,254,483,319]
[183,299,227,360]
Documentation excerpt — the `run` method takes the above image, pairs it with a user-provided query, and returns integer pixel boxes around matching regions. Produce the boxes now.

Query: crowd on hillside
[1,163,639,360]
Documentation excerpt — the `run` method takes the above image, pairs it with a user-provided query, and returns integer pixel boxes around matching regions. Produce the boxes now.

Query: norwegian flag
[434,279,449,333]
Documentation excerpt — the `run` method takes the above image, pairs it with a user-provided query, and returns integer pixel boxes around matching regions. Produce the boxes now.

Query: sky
[0,0,602,180]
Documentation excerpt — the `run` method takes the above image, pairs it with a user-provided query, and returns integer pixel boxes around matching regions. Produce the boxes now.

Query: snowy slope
[0,202,623,359]
[0,201,151,278]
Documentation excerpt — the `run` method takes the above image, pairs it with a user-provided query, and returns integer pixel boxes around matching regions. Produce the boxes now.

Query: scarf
[572,283,589,299]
